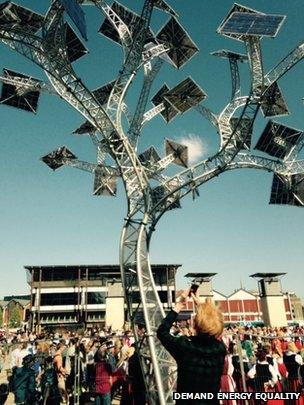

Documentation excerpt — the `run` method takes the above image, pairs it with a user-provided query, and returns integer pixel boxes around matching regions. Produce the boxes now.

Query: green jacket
[12,366,37,404]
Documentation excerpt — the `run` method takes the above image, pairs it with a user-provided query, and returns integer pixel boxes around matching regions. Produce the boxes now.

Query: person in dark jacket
[157,290,226,404]
[12,354,38,405]
[40,356,60,405]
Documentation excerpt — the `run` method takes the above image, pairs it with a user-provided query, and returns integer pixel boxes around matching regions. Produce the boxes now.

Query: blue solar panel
[220,12,285,37]
[59,0,87,41]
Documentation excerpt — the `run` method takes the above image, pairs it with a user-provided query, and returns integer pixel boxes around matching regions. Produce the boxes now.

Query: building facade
[0,297,30,328]
[179,288,301,325]
[25,264,180,331]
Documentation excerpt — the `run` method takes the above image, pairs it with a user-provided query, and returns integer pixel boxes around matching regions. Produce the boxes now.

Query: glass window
[40,293,77,306]
[87,292,106,304]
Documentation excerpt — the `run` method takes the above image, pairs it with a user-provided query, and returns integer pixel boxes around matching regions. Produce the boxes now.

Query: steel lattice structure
[1,1,304,403]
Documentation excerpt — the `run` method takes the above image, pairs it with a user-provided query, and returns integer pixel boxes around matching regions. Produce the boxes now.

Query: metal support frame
[1,2,304,404]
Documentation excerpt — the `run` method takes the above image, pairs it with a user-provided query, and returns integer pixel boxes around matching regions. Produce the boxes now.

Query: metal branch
[128,59,163,147]
[246,37,264,96]
[265,42,304,87]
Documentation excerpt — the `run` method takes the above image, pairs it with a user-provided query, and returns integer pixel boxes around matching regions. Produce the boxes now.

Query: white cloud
[178,134,205,165]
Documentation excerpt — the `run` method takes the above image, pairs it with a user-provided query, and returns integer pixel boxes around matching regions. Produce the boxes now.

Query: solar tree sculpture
[1,0,304,403]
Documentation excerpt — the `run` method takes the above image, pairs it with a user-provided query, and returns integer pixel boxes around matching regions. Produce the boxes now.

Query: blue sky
[0,0,304,300]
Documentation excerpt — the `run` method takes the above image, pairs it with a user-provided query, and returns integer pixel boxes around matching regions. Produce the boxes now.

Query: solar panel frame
[217,3,265,41]
[41,146,77,170]
[163,77,207,114]
[0,68,41,114]
[255,121,303,159]
[99,1,149,45]
[73,121,95,135]
[153,0,178,18]
[93,170,117,196]
[65,23,88,63]
[0,2,44,33]
[151,84,179,123]
[156,17,199,69]
[92,81,116,106]
[151,185,181,210]
[230,117,253,150]
[260,82,289,118]
[292,174,304,206]
[269,174,304,207]
[138,146,161,166]
[165,139,188,168]
[219,12,285,38]
[59,0,87,41]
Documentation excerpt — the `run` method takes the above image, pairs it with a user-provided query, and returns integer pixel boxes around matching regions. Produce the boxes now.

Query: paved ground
[0,361,14,404]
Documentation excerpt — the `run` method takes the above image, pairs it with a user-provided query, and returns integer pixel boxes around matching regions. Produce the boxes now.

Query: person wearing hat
[12,354,38,405]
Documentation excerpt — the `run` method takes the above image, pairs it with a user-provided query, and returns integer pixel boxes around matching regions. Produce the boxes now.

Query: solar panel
[65,23,88,62]
[255,121,303,159]
[93,169,117,196]
[73,121,95,135]
[0,2,44,33]
[261,82,289,118]
[151,185,181,210]
[151,84,179,123]
[219,12,285,38]
[270,174,304,207]
[153,0,178,18]
[156,17,198,69]
[165,139,188,168]
[163,77,207,114]
[41,146,77,170]
[99,1,144,45]
[92,81,115,106]
[217,4,264,41]
[59,0,87,41]
[0,69,41,113]
[211,49,248,62]
[230,117,253,149]
[138,146,161,166]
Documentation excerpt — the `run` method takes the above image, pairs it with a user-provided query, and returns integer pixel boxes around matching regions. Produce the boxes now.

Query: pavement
[0,360,14,404]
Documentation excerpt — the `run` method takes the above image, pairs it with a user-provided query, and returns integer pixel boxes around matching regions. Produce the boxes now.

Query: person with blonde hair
[283,341,303,397]
[157,290,226,404]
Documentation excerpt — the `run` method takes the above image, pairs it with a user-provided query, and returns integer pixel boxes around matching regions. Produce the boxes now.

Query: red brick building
[0,298,30,328]
[179,288,296,324]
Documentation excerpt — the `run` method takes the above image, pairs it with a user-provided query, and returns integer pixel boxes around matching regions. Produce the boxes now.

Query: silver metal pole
[236,335,249,405]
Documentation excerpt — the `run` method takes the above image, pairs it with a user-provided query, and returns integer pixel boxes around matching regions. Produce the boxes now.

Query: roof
[227,288,257,300]
[212,290,227,300]
[185,272,217,279]
[9,299,30,307]
[0,298,30,308]
[25,264,182,272]
[250,273,286,278]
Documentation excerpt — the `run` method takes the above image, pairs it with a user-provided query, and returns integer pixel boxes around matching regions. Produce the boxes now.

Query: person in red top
[94,345,116,405]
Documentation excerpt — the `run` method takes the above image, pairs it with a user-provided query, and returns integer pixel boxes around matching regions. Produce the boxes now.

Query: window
[87,292,106,304]
[40,268,78,281]
[40,293,77,306]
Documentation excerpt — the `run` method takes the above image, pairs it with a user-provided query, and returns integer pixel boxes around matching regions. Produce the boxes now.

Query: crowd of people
[0,328,145,405]
[157,290,304,405]
[0,307,304,404]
